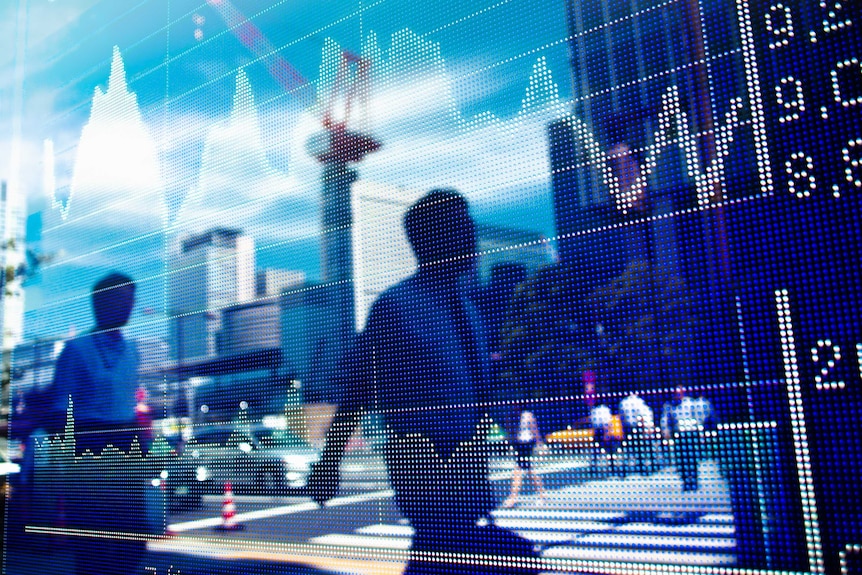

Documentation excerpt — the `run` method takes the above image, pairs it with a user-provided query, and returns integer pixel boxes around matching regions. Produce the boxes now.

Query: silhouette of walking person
[308,190,540,574]
[47,272,151,575]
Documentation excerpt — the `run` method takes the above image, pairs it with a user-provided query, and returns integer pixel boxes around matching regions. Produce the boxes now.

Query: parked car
[184,427,319,494]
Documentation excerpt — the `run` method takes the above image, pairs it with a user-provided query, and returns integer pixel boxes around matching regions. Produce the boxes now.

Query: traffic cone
[215,482,244,531]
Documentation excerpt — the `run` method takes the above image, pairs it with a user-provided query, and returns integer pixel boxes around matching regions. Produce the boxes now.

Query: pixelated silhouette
[46,272,150,575]
[308,190,540,574]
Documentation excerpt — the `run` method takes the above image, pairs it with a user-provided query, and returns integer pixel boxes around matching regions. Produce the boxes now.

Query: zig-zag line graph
[561,87,745,214]
[42,35,567,229]
[32,0,769,350]
[41,15,755,230]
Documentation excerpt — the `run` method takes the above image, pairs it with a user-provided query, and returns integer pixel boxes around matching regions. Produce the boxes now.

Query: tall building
[549,117,627,289]
[351,181,421,332]
[256,269,306,297]
[550,0,745,405]
[550,0,701,291]
[220,299,281,357]
[169,228,255,361]
[279,282,339,403]
[551,0,744,292]
[1,180,27,350]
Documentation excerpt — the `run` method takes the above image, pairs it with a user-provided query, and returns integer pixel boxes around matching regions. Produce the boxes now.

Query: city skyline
[15,26,753,344]
[18,20,567,340]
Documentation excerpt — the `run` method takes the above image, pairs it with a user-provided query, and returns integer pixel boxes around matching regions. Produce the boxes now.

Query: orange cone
[215,482,244,531]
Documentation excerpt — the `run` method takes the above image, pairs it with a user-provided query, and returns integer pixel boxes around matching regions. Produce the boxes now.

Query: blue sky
[3,0,575,340]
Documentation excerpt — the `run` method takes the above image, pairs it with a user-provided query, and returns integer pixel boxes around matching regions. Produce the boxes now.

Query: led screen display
[1,0,860,574]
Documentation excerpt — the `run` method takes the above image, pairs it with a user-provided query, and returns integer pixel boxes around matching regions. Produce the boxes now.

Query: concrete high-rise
[351,181,420,332]
[169,228,255,361]
[306,51,381,374]
[256,269,306,297]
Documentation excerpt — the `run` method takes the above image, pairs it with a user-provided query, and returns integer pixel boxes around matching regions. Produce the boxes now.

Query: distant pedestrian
[135,386,154,450]
[619,392,655,475]
[503,410,547,508]
[583,371,619,475]
[693,392,717,430]
[661,385,702,492]
[693,392,718,459]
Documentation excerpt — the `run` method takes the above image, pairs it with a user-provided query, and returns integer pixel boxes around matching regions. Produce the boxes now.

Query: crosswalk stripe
[314,525,581,550]
[489,460,588,481]
[492,509,627,522]
[310,533,413,550]
[697,513,735,524]
[357,524,415,537]
[615,522,734,537]
[494,518,611,533]
[315,512,737,556]
[578,532,736,551]
[312,528,576,549]
[542,546,737,566]
[515,530,577,544]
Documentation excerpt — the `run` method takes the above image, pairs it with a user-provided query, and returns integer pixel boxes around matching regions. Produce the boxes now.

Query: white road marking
[310,533,413,550]
[615,522,735,537]
[542,545,736,566]
[168,489,394,533]
[494,518,610,533]
[492,509,626,522]
[578,532,736,551]
[357,524,415,537]
[489,459,588,481]
[697,513,735,524]
[201,494,308,505]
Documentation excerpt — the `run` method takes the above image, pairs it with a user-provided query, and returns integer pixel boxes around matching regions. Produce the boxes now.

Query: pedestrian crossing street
[310,462,737,571]
[310,506,737,570]
[154,460,737,573]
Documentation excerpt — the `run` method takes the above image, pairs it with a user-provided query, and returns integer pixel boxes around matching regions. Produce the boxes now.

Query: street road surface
[144,458,735,574]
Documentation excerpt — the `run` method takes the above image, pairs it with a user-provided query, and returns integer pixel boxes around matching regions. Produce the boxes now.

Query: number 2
[812,339,844,390]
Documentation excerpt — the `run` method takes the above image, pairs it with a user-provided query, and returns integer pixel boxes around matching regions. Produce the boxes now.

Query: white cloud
[172,69,321,246]
[242,52,564,244]
[31,32,566,305]
[0,0,101,71]
[358,54,565,222]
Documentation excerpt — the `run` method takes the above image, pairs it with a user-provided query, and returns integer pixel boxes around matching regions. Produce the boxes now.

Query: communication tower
[208,0,382,365]
[305,52,381,347]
